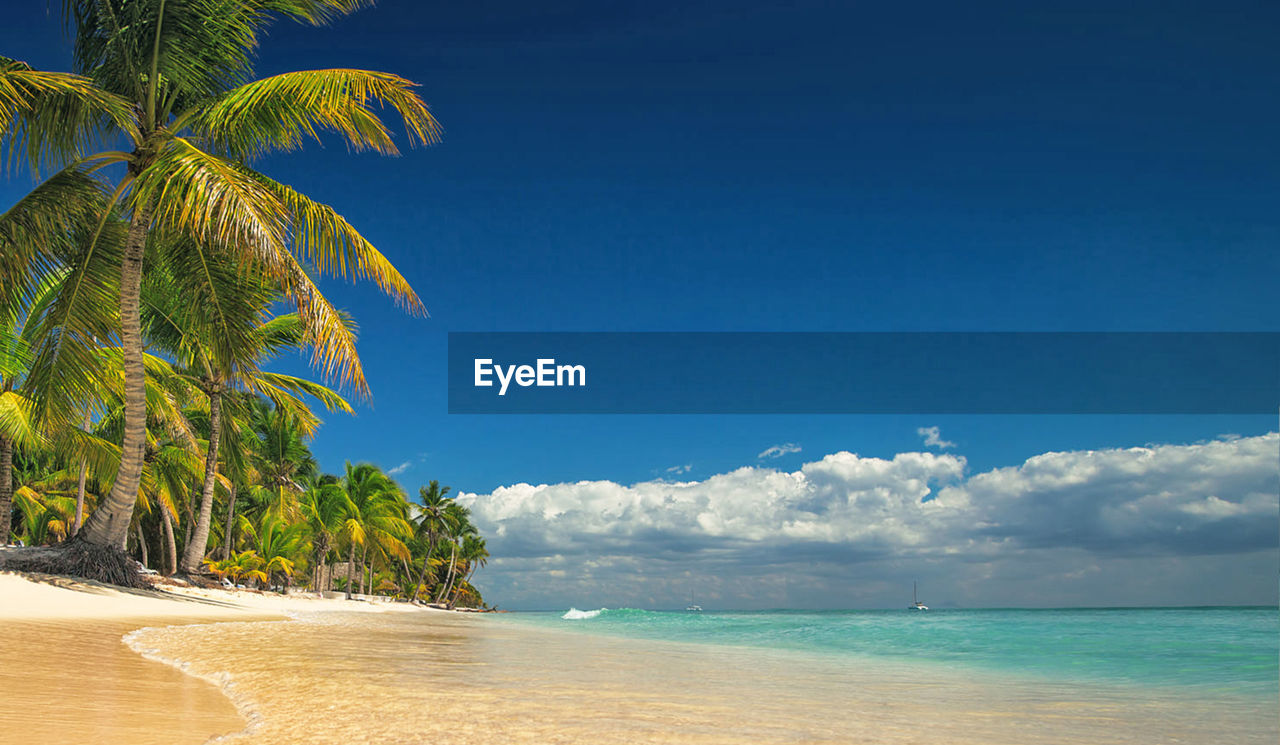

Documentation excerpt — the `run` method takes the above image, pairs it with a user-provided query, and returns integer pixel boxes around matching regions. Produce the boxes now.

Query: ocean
[127,605,1278,744]
[511,606,1279,699]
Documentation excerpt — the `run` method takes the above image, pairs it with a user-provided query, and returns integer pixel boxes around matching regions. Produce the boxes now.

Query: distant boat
[908,581,928,611]
[685,604,703,612]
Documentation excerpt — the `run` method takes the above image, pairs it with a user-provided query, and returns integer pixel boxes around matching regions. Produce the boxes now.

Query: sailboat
[908,581,928,611]
[685,588,702,612]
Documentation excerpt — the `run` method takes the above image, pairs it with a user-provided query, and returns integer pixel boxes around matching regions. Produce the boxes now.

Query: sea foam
[561,607,606,620]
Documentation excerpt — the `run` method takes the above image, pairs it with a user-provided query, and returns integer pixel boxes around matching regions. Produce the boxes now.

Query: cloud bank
[456,434,1279,609]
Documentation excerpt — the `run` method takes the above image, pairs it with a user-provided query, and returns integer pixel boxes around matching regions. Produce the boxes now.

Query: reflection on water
[128,612,1277,745]
[0,619,243,745]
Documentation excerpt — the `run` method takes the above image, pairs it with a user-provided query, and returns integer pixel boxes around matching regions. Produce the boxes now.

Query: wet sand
[0,572,427,745]
[3,573,1274,745]
[132,610,1276,745]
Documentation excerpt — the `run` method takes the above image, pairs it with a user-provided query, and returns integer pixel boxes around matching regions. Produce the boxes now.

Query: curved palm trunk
[79,206,152,549]
[409,534,437,603]
[434,544,457,603]
[159,506,177,576]
[0,436,13,543]
[72,408,90,537]
[359,544,370,595]
[180,387,222,574]
[221,482,238,560]
[444,560,467,609]
[136,522,148,568]
[344,542,356,599]
[454,566,479,608]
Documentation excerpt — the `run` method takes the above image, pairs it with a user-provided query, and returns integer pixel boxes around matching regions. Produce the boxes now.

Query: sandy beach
[3,571,1274,745]
[0,572,436,745]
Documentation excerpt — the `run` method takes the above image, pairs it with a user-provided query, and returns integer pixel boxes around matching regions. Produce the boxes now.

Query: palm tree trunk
[410,535,437,603]
[359,544,370,595]
[78,205,152,549]
[71,408,91,537]
[222,481,237,560]
[344,542,356,599]
[159,506,177,576]
[136,522,148,568]
[435,544,457,603]
[444,560,466,608]
[0,435,13,543]
[180,387,222,574]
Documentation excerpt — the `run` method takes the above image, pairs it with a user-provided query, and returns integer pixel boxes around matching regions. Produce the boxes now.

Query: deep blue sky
[2,2,1275,501]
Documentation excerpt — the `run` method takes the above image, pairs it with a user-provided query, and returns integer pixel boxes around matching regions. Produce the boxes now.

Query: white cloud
[457,433,1279,609]
[665,464,692,475]
[916,426,956,449]
[757,443,801,459]
[388,460,412,476]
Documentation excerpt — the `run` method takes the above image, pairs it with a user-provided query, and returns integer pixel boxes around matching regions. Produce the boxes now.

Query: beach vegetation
[0,0,435,578]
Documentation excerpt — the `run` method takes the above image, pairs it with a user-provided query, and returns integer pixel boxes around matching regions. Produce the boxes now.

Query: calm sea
[504,606,1279,699]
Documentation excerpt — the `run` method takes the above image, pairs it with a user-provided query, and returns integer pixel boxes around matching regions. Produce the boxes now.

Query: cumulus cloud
[917,426,956,449]
[665,464,692,475]
[456,433,1278,609]
[757,443,801,459]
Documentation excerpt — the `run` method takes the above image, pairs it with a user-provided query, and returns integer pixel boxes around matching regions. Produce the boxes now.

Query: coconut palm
[1,1,434,564]
[434,501,475,604]
[408,480,451,602]
[337,462,410,599]
[140,245,351,574]
[448,534,489,609]
[299,476,348,591]
[250,514,307,591]
[244,397,318,521]
[0,273,62,541]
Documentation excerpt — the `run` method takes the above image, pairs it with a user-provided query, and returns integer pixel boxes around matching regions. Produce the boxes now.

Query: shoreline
[0,571,447,745]
[3,572,1274,744]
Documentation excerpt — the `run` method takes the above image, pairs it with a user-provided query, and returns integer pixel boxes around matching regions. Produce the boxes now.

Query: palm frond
[0,390,44,449]
[0,56,134,173]
[251,171,425,315]
[186,67,440,159]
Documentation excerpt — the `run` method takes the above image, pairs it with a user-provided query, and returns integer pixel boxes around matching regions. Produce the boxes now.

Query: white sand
[0,570,447,745]
[0,570,444,621]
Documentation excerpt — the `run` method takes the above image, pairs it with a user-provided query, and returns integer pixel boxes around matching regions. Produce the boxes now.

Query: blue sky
[2,1,1276,607]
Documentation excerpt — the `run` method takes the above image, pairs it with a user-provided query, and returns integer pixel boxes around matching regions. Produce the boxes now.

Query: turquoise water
[504,607,1278,699]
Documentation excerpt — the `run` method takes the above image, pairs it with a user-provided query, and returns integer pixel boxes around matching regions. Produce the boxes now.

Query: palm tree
[408,480,451,602]
[246,398,319,521]
[252,514,307,591]
[141,246,351,574]
[299,477,348,591]
[434,501,475,604]
[449,534,489,609]
[0,274,61,541]
[338,462,410,599]
[2,1,434,564]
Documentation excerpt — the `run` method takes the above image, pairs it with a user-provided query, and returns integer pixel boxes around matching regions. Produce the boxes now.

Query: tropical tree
[204,549,267,588]
[448,533,488,608]
[1,1,433,573]
[337,462,410,599]
[0,274,61,540]
[299,476,349,591]
[140,245,351,574]
[408,480,450,602]
[250,514,308,591]
[434,501,475,604]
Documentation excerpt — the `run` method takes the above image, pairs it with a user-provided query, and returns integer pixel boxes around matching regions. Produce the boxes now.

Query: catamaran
[908,581,928,611]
